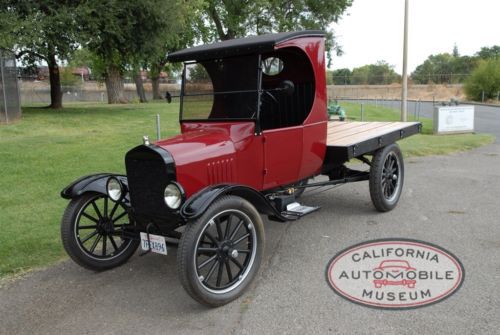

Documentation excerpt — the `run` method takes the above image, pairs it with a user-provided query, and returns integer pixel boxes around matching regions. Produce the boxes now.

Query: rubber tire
[177,195,265,307]
[61,192,140,271]
[369,143,405,212]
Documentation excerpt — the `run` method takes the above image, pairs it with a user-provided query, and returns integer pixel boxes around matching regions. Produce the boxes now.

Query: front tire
[369,144,404,212]
[61,192,140,271]
[177,196,265,307]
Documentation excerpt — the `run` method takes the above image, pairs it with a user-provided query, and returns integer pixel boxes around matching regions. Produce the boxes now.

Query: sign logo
[326,239,465,309]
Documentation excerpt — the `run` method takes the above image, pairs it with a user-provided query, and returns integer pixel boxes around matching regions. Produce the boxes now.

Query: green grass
[340,102,495,156]
[0,101,495,278]
[0,102,180,277]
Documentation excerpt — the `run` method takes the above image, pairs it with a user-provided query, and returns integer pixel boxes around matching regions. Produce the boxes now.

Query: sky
[330,0,500,73]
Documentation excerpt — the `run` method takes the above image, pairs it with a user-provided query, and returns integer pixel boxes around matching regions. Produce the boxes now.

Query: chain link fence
[19,77,181,105]
[0,50,21,123]
[17,75,498,105]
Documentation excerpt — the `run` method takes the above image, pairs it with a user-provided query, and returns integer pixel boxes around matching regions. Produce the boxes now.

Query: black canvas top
[167,30,325,62]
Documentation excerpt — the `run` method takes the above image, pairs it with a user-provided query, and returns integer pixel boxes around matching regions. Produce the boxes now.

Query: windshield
[181,55,259,121]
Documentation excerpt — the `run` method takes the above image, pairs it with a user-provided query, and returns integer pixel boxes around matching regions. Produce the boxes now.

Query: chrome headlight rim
[106,177,124,202]
[164,182,184,210]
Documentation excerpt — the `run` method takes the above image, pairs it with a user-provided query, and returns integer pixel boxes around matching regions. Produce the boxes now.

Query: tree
[146,1,203,100]
[79,0,192,104]
[476,46,500,60]
[197,0,353,65]
[1,0,81,108]
[331,68,352,85]
[0,8,20,50]
[411,45,482,84]
[464,59,500,101]
[350,61,401,85]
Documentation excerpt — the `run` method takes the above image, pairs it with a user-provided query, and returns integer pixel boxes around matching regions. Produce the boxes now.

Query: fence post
[482,91,485,103]
[417,99,421,120]
[156,114,161,140]
[414,100,417,120]
[0,56,9,123]
[360,103,364,121]
[497,91,499,101]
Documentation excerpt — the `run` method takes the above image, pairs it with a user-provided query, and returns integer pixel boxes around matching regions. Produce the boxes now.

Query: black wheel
[61,192,140,271]
[177,196,264,307]
[369,143,404,212]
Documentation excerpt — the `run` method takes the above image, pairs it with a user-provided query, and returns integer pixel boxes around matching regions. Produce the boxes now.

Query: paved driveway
[1,144,499,335]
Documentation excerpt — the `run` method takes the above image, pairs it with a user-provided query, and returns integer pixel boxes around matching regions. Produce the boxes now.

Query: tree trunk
[134,72,147,103]
[105,64,126,104]
[47,51,62,108]
[152,77,161,100]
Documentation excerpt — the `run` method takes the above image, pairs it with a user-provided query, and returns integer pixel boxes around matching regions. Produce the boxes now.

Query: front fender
[60,173,127,199]
[180,184,288,222]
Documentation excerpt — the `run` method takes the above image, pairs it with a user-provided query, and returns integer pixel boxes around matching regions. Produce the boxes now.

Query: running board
[281,202,319,219]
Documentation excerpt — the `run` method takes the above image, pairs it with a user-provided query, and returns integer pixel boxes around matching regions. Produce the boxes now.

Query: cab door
[261,126,303,190]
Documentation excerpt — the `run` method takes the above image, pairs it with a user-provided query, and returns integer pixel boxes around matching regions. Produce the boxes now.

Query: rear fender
[180,184,288,222]
[60,173,127,199]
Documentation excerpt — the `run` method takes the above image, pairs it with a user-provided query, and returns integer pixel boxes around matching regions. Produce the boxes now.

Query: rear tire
[177,196,264,307]
[369,144,404,212]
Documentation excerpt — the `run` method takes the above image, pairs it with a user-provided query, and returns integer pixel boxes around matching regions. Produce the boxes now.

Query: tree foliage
[331,68,352,85]
[2,0,353,104]
[464,58,500,101]
[411,45,499,84]
[198,0,353,65]
[78,0,198,103]
[476,46,500,60]
[350,61,401,85]
[411,52,476,84]
[1,0,82,108]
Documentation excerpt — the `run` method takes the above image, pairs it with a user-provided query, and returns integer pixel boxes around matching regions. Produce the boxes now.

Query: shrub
[60,68,82,87]
[464,59,500,101]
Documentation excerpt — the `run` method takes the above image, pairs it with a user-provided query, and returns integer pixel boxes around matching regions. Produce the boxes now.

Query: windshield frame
[179,55,263,130]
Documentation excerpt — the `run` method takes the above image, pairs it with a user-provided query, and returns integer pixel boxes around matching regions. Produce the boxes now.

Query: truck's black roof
[167,30,325,62]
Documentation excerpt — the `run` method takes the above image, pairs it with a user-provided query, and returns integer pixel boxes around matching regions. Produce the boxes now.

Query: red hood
[155,126,235,166]
[153,122,256,196]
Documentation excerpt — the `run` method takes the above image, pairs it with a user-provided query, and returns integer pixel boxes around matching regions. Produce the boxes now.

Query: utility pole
[401,0,409,121]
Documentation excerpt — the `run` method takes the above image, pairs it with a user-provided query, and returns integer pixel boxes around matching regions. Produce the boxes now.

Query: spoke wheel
[369,143,404,212]
[177,196,264,307]
[61,192,139,271]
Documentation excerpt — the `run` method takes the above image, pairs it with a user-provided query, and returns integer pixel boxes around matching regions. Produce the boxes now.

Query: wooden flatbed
[325,121,421,165]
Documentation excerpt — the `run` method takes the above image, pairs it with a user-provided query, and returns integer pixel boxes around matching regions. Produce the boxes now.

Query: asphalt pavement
[1,144,500,335]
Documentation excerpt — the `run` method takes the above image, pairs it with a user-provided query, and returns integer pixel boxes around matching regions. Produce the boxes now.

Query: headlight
[107,177,123,201]
[164,183,182,209]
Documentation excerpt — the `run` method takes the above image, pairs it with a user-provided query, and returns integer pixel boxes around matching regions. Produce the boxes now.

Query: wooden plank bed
[325,121,421,165]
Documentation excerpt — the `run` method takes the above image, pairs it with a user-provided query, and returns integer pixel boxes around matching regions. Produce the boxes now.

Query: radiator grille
[125,145,175,218]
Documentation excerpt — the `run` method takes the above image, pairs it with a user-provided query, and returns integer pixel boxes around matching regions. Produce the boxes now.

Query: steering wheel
[263,90,279,104]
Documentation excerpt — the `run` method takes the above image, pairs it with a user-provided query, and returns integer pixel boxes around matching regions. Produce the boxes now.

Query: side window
[262,57,284,76]
[260,49,315,131]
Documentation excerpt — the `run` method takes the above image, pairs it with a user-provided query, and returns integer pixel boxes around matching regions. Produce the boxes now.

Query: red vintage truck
[60,31,421,306]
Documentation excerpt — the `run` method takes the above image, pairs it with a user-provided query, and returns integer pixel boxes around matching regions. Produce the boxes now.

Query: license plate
[140,233,167,255]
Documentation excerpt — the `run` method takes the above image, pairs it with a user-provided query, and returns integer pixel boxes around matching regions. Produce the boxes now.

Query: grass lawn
[0,102,179,277]
[0,101,495,278]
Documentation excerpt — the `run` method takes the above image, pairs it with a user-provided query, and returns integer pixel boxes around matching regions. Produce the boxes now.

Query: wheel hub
[97,217,114,234]
[218,241,236,259]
